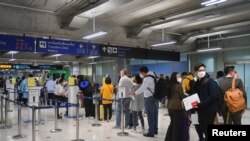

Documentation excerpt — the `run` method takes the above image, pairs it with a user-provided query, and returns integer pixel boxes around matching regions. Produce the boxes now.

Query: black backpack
[146,74,168,100]
[79,80,93,97]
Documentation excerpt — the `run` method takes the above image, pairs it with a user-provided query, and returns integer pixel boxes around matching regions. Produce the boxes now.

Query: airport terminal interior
[0,0,250,141]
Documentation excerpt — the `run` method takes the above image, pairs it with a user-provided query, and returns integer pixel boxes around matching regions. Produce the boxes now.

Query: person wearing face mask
[54,79,68,119]
[193,63,218,141]
[165,72,189,141]
[131,66,159,137]
[218,66,247,125]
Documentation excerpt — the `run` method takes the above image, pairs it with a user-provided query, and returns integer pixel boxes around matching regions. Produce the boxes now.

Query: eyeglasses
[197,69,205,72]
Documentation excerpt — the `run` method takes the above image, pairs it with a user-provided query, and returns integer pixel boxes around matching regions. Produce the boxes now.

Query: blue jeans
[145,96,159,134]
[116,98,131,127]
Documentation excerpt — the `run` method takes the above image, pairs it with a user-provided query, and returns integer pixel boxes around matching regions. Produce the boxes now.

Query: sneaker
[126,126,132,129]
[112,126,121,129]
[143,133,154,137]
[132,128,136,133]
[57,116,62,119]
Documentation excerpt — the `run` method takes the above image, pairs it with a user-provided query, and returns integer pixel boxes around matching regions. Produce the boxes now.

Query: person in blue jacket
[20,75,28,106]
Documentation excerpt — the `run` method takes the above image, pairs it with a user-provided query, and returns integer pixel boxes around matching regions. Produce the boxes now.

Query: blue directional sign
[36,38,100,56]
[0,34,34,52]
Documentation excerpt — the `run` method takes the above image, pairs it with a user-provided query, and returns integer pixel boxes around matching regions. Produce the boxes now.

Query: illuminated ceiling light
[7,51,18,54]
[205,0,227,6]
[54,56,61,63]
[54,61,60,63]
[51,54,62,57]
[9,52,16,62]
[201,0,227,6]
[89,62,97,65]
[9,58,16,62]
[197,47,221,52]
[151,41,177,47]
[89,60,114,64]
[87,56,100,59]
[82,31,107,39]
[201,0,217,5]
[82,14,107,40]
[151,29,177,47]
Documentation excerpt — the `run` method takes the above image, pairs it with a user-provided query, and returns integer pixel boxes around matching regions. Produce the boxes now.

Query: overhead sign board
[100,45,180,61]
[0,64,63,70]
[0,34,34,52]
[100,45,146,59]
[0,64,12,69]
[36,38,100,56]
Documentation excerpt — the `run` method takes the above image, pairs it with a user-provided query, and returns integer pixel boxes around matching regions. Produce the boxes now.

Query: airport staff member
[54,79,67,119]
[20,76,28,106]
[45,76,56,105]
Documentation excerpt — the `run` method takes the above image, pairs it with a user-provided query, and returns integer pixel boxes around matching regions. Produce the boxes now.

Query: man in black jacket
[194,64,218,141]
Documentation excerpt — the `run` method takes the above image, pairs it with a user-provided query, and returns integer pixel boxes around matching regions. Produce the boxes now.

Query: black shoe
[57,115,62,119]
[154,131,158,135]
[143,133,154,137]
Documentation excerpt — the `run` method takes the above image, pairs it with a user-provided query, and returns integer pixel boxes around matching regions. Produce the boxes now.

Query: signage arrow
[102,47,107,53]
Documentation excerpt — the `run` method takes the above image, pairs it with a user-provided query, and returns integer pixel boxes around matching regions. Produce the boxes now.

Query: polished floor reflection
[0,105,249,141]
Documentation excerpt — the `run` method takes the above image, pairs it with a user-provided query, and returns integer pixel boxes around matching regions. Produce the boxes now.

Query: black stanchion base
[92,123,101,127]
[71,139,85,141]
[36,121,45,125]
[13,134,26,139]
[8,109,13,112]
[0,125,12,129]
[117,132,129,136]
[50,128,62,133]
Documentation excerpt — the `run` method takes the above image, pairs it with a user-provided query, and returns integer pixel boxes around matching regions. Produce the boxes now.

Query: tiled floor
[0,105,249,141]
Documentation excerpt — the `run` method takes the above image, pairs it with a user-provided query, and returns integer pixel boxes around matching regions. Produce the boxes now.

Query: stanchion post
[0,97,12,129]
[114,95,117,114]
[0,96,4,124]
[50,100,62,133]
[92,96,101,127]
[32,105,36,141]
[117,97,129,136]
[36,99,44,125]
[7,91,13,112]
[164,98,168,116]
[71,95,85,141]
[13,103,26,139]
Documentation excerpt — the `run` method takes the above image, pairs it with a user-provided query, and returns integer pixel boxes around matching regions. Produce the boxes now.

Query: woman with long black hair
[165,72,188,141]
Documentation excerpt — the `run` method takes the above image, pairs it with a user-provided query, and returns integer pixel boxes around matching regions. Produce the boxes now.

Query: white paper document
[182,93,200,111]
[118,87,126,99]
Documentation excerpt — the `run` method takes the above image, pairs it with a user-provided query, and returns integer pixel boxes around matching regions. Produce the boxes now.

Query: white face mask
[140,74,144,78]
[197,71,206,78]
[177,77,182,83]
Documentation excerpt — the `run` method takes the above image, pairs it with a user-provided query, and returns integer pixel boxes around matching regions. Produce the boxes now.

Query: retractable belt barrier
[0,92,124,141]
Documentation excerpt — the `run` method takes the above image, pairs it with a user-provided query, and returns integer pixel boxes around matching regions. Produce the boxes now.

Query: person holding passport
[193,63,218,141]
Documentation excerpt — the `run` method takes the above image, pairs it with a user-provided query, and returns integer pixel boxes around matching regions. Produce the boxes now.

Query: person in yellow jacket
[182,72,194,95]
[100,77,114,122]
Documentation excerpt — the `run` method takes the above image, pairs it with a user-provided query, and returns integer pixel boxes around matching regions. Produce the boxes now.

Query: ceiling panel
[0,0,74,12]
